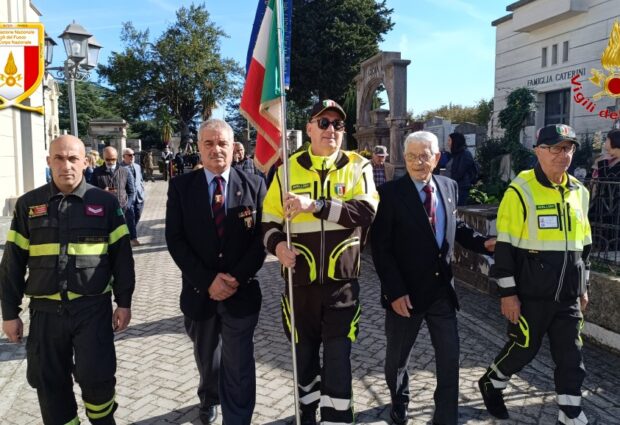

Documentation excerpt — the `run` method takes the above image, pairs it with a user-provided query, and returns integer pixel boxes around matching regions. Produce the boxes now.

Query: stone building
[491,0,620,146]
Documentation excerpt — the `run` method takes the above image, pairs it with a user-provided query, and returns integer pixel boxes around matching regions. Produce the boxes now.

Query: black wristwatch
[314,198,325,213]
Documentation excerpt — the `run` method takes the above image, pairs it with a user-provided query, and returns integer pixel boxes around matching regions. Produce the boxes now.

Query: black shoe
[478,375,509,419]
[199,405,218,424]
[300,410,317,425]
[389,403,408,424]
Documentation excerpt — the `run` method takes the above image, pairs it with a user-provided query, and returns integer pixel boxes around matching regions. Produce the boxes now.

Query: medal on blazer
[238,207,254,229]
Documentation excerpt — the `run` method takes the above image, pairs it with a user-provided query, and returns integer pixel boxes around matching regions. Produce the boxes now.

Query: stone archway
[354,51,410,169]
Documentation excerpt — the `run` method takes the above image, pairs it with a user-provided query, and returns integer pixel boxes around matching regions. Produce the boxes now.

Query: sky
[38,0,510,118]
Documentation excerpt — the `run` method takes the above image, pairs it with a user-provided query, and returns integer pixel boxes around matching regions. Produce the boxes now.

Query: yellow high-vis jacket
[491,166,592,301]
[262,148,378,286]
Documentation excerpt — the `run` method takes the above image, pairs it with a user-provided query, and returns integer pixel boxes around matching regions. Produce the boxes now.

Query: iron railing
[586,179,620,273]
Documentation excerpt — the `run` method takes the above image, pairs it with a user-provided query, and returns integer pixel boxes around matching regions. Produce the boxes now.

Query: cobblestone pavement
[1,178,619,425]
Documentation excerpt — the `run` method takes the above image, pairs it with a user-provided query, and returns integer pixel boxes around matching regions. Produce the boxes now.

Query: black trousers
[26,301,117,425]
[384,297,459,425]
[281,280,360,425]
[485,299,586,424]
[184,302,259,425]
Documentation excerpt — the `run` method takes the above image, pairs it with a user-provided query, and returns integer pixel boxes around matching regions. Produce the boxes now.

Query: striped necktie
[422,184,436,233]
[212,176,225,239]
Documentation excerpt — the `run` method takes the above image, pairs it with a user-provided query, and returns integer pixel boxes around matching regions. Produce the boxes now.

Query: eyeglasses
[313,117,345,131]
[124,153,134,157]
[405,153,433,163]
[538,144,576,154]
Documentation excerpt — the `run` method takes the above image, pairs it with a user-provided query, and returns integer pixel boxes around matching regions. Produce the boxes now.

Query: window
[545,89,570,125]
[562,41,569,62]
[542,47,548,67]
[552,44,558,65]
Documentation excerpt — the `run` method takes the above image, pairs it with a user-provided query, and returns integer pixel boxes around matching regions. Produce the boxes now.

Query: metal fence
[586,179,620,273]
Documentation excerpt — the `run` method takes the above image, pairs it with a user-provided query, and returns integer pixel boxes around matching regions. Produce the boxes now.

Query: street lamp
[46,21,103,137]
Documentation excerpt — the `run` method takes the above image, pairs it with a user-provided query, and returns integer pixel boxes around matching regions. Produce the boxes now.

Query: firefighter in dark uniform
[262,100,378,425]
[478,124,592,425]
[0,135,135,425]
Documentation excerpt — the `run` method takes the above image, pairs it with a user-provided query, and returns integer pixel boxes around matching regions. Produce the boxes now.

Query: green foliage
[58,81,121,136]
[98,4,242,138]
[288,0,394,106]
[127,120,161,150]
[468,186,500,205]
[415,99,491,127]
[498,88,535,146]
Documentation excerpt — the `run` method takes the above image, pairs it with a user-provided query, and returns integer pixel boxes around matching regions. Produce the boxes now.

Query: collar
[534,164,576,191]
[372,162,385,169]
[411,175,435,193]
[48,177,88,200]
[204,167,231,185]
[297,147,349,171]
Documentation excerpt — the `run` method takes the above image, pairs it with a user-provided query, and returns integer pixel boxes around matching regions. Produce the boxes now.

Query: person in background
[162,146,174,181]
[121,148,145,247]
[91,146,136,218]
[444,132,478,206]
[175,151,185,175]
[142,151,156,182]
[371,145,395,187]
[233,142,264,178]
[589,128,620,250]
[84,152,97,183]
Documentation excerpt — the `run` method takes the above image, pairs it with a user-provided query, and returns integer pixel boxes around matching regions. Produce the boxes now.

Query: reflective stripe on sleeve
[263,227,280,248]
[328,199,343,222]
[109,224,129,244]
[6,230,30,250]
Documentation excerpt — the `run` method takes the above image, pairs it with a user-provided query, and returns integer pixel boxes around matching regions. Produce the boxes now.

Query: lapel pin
[236,191,241,196]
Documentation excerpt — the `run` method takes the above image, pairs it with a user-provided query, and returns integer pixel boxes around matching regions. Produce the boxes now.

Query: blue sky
[39,0,509,117]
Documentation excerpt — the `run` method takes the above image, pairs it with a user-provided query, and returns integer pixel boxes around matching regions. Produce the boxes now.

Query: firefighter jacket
[262,148,379,286]
[491,165,592,301]
[0,178,135,320]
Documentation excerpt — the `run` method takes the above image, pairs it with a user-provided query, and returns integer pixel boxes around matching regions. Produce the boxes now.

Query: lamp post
[45,21,102,138]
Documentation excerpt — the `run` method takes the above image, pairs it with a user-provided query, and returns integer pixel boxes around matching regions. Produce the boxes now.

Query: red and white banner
[0,23,44,114]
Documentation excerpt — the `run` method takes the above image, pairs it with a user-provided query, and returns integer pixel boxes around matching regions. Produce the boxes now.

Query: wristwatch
[314,199,325,213]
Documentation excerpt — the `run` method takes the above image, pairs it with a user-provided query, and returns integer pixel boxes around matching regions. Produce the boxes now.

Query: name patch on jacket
[292,183,311,191]
[85,204,104,216]
[28,204,48,218]
[79,236,107,243]
[536,204,556,210]
[538,215,559,229]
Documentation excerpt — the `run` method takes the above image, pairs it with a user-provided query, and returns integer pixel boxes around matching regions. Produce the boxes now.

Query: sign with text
[0,23,44,114]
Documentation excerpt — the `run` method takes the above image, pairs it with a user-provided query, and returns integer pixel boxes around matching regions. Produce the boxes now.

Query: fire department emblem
[589,20,620,100]
[0,23,45,114]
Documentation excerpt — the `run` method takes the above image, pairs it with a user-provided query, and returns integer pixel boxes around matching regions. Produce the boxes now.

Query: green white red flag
[240,0,284,173]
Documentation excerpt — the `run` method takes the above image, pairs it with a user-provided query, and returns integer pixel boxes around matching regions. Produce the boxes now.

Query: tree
[99,4,242,139]
[288,0,394,107]
[57,81,121,137]
[414,99,492,127]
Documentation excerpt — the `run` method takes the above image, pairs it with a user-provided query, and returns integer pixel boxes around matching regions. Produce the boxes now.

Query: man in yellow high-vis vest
[262,99,378,425]
[0,135,135,425]
[478,124,592,425]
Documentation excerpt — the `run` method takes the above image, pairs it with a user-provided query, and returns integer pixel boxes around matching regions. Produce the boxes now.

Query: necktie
[212,176,226,239]
[422,184,436,233]
[131,165,136,178]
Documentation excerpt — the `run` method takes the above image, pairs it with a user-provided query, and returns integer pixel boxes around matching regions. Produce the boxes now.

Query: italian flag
[240,0,283,173]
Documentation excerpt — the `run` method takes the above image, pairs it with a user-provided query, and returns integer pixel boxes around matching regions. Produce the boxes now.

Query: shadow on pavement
[115,315,185,341]
[130,403,202,425]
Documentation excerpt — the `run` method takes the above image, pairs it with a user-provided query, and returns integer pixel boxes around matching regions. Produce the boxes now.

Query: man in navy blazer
[371,131,495,425]
[121,148,145,246]
[165,119,266,425]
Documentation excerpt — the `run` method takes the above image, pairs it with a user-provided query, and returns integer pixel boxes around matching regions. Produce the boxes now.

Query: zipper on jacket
[319,159,327,284]
[554,187,569,302]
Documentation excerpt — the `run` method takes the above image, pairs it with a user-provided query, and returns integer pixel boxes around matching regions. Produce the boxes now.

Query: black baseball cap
[536,124,579,147]
[309,99,346,121]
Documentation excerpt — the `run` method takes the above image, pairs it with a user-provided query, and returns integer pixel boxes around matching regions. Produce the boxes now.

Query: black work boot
[478,374,509,419]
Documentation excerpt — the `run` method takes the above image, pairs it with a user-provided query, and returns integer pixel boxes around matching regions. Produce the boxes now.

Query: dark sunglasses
[313,117,345,131]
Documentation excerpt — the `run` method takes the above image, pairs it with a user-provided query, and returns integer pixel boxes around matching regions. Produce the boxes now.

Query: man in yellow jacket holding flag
[262,100,378,425]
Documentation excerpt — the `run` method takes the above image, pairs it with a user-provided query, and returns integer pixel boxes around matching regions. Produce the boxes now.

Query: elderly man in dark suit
[165,118,266,425]
[371,131,495,425]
